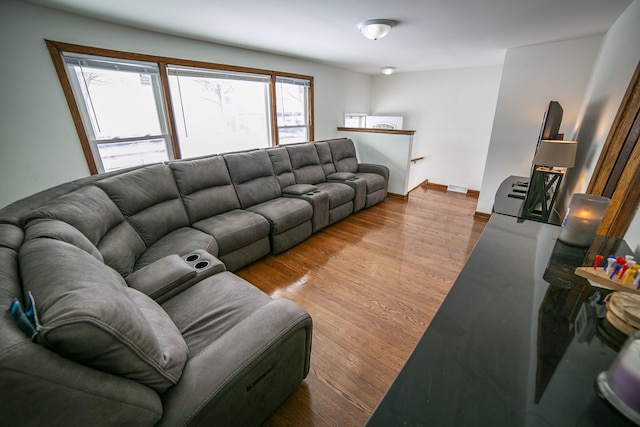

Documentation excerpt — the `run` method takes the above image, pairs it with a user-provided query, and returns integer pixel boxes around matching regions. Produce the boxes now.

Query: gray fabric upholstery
[248,198,312,235]
[134,226,218,271]
[160,272,312,427]
[327,171,356,181]
[327,138,359,173]
[126,254,198,300]
[24,185,147,276]
[20,238,189,394]
[2,205,161,426]
[285,142,355,223]
[326,138,389,210]
[266,147,296,189]
[193,209,270,256]
[0,136,390,425]
[315,182,354,210]
[97,164,190,248]
[282,184,318,195]
[248,198,313,253]
[359,162,390,189]
[25,218,103,261]
[218,237,271,272]
[315,141,337,176]
[0,223,23,251]
[285,143,326,185]
[26,185,122,246]
[170,156,270,270]
[169,156,241,222]
[224,150,281,208]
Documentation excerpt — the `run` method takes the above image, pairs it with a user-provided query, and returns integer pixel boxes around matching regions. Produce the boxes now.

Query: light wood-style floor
[236,184,487,426]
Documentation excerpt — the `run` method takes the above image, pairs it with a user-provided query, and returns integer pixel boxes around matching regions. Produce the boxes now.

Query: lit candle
[558,194,610,247]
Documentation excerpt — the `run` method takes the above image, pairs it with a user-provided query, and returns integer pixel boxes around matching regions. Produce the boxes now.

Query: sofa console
[0,138,389,426]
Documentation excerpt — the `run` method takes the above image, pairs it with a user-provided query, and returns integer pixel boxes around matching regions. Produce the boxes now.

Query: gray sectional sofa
[0,138,389,426]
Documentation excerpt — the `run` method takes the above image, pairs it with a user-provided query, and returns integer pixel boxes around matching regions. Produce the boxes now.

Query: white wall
[560,0,640,256]
[0,0,371,208]
[476,36,604,214]
[370,66,502,192]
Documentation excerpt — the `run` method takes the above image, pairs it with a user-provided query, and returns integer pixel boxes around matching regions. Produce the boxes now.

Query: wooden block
[574,266,640,295]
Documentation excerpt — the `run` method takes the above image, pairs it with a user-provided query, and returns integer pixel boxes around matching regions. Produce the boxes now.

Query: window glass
[168,66,272,157]
[276,77,310,145]
[62,53,171,172]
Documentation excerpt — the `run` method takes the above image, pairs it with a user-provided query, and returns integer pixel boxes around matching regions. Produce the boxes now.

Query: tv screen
[538,101,563,142]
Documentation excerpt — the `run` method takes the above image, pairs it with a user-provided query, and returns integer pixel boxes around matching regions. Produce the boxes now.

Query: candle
[558,194,610,247]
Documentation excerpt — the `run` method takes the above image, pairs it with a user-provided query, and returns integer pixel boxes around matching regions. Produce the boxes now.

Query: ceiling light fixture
[380,66,396,75]
[358,19,396,40]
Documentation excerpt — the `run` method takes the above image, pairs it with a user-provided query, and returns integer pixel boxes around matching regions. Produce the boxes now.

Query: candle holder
[557,193,610,247]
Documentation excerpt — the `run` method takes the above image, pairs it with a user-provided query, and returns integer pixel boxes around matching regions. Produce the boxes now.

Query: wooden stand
[521,167,564,222]
[575,267,640,295]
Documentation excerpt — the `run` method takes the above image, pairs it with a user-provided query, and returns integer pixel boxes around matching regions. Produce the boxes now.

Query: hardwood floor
[236,185,487,426]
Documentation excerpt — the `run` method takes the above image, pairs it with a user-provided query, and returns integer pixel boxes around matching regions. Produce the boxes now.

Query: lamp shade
[358,19,396,40]
[533,140,577,168]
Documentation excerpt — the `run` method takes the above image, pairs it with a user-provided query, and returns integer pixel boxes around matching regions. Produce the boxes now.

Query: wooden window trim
[45,39,315,171]
[587,59,640,238]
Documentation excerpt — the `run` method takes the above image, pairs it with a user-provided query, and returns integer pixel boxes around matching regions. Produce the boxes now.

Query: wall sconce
[358,19,396,40]
[522,140,577,222]
[380,66,396,75]
[557,193,610,247]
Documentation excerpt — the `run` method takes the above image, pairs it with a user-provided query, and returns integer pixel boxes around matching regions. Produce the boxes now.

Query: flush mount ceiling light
[358,19,396,40]
[380,66,396,75]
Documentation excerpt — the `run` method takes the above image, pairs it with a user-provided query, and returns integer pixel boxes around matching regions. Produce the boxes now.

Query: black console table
[367,213,634,426]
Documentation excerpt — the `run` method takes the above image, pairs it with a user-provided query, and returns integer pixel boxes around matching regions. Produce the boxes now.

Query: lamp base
[521,168,564,222]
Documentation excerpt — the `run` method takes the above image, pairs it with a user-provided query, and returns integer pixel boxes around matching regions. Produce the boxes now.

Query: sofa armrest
[126,254,197,300]
[282,184,318,196]
[326,172,356,181]
[358,163,390,186]
[159,298,312,427]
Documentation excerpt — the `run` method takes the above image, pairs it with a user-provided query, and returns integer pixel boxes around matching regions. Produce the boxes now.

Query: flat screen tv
[537,101,563,144]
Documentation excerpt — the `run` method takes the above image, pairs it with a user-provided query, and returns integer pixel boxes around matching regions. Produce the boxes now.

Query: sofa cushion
[285,143,326,185]
[248,198,313,235]
[315,182,355,209]
[97,164,190,247]
[266,147,296,189]
[25,185,146,276]
[192,209,270,256]
[19,238,189,394]
[282,184,318,196]
[224,151,281,208]
[327,172,357,181]
[24,218,103,261]
[169,156,241,222]
[26,185,123,246]
[315,141,337,176]
[327,138,359,173]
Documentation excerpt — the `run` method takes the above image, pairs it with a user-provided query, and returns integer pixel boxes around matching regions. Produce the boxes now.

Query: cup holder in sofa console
[184,253,201,263]
[183,249,225,280]
[194,260,210,270]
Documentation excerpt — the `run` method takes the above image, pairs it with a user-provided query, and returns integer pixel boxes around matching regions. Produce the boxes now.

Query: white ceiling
[27,0,632,74]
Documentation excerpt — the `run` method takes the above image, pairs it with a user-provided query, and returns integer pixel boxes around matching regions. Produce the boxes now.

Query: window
[275,76,311,145]
[168,66,272,157]
[62,53,172,173]
[47,40,314,174]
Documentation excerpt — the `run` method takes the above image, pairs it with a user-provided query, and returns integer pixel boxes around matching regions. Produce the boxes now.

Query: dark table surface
[367,213,635,426]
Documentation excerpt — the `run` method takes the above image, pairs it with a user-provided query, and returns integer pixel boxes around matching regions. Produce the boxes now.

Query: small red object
[594,255,603,270]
